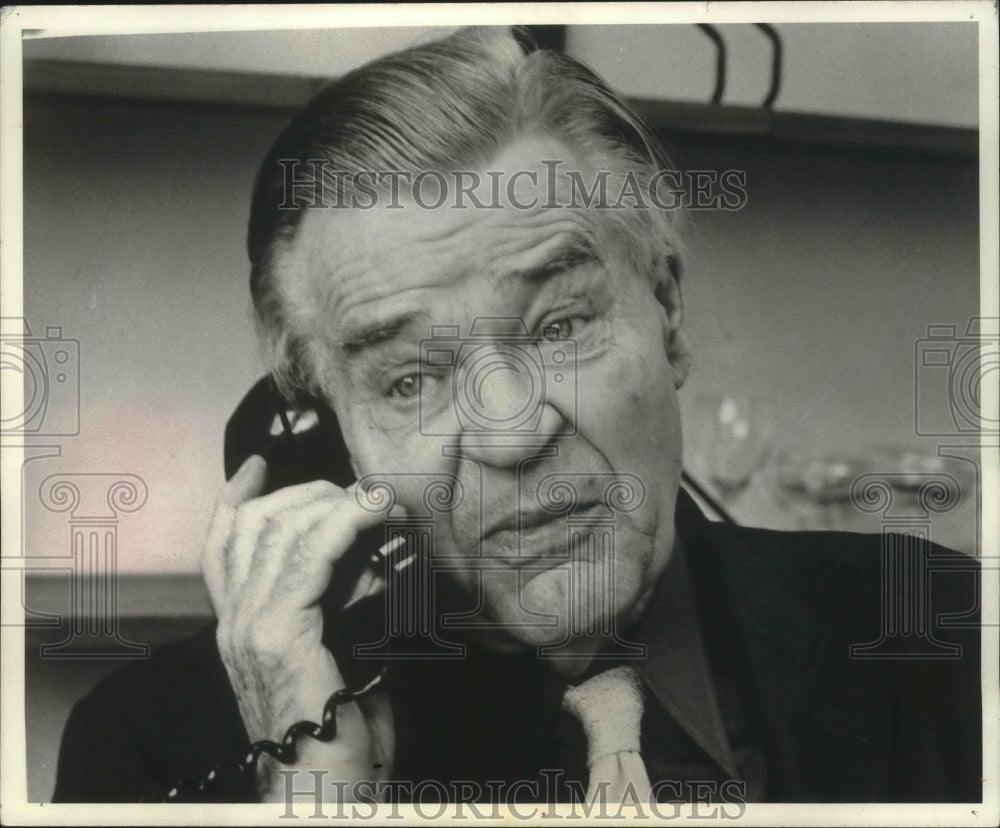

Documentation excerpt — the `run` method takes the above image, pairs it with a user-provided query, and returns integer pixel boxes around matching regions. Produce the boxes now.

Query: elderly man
[53,27,980,807]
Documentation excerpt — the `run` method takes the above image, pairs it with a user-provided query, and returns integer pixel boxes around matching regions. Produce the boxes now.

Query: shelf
[23,58,977,158]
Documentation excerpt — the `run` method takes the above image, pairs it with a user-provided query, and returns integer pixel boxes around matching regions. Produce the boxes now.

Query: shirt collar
[631,531,739,778]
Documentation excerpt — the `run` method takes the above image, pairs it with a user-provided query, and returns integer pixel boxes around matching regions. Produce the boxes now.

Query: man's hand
[202,455,394,801]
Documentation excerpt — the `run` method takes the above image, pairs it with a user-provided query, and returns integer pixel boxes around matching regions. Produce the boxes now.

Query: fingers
[236,493,388,617]
[202,455,266,611]
[226,479,345,593]
[204,453,395,628]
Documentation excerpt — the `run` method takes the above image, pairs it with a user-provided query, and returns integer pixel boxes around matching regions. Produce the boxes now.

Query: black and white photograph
[1,3,997,824]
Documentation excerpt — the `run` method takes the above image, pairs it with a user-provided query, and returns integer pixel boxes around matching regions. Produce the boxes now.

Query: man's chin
[478,561,643,652]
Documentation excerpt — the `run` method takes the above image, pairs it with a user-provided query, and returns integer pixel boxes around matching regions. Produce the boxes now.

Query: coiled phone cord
[150,667,388,802]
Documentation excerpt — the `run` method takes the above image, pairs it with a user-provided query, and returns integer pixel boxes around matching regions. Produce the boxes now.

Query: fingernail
[235,454,265,479]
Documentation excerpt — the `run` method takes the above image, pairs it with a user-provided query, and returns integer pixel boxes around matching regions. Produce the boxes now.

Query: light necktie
[562,664,653,805]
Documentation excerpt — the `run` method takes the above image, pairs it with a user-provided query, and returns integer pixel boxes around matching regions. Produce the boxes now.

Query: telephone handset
[223,375,356,492]
[223,375,394,688]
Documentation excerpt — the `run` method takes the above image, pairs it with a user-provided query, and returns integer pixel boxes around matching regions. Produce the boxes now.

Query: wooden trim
[24,58,977,156]
[523,25,567,52]
[23,58,328,110]
[631,97,978,157]
[24,572,212,619]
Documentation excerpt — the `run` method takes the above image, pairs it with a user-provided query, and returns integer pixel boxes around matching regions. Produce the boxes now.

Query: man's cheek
[345,408,441,474]
[580,347,663,438]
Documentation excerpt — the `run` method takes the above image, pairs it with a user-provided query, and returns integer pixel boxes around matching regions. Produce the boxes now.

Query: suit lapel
[684,508,893,799]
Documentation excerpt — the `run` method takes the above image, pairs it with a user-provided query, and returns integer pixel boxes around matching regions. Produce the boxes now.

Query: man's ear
[653,259,691,388]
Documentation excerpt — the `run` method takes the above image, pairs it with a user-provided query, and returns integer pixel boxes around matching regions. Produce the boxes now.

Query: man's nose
[456,346,564,468]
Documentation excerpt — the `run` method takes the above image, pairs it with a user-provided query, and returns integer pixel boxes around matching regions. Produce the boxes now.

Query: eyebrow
[339,311,429,356]
[504,239,599,284]
[337,239,599,358]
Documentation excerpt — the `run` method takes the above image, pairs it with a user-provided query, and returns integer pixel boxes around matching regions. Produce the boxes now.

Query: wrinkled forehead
[281,135,627,332]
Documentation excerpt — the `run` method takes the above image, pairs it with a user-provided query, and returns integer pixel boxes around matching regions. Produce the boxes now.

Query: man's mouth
[481,503,609,566]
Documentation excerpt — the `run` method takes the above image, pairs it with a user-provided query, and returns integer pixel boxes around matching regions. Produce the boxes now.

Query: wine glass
[690,393,775,506]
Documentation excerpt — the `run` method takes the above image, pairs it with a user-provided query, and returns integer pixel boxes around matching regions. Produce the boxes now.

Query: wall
[22,94,277,571]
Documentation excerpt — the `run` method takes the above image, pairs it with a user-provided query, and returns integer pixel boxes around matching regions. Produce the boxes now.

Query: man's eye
[543,319,576,340]
[390,374,421,398]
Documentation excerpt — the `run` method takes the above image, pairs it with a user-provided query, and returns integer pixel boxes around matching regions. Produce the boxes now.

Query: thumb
[227,454,268,506]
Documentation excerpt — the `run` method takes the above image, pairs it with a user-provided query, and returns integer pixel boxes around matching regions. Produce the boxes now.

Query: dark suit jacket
[52,490,982,803]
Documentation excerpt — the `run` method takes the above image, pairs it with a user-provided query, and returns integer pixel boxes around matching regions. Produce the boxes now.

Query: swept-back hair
[248,26,685,401]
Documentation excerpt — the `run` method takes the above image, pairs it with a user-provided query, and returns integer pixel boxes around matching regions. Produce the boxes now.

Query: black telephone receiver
[223,375,355,493]
[223,375,392,686]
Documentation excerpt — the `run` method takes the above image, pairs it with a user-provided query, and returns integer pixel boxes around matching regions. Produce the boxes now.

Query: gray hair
[247,26,686,402]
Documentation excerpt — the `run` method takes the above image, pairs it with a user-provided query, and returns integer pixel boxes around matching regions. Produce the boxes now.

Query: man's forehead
[299,131,598,241]
[287,141,612,325]
[299,206,602,344]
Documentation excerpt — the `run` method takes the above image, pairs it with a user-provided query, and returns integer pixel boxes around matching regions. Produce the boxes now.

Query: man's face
[283,135,687,669]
